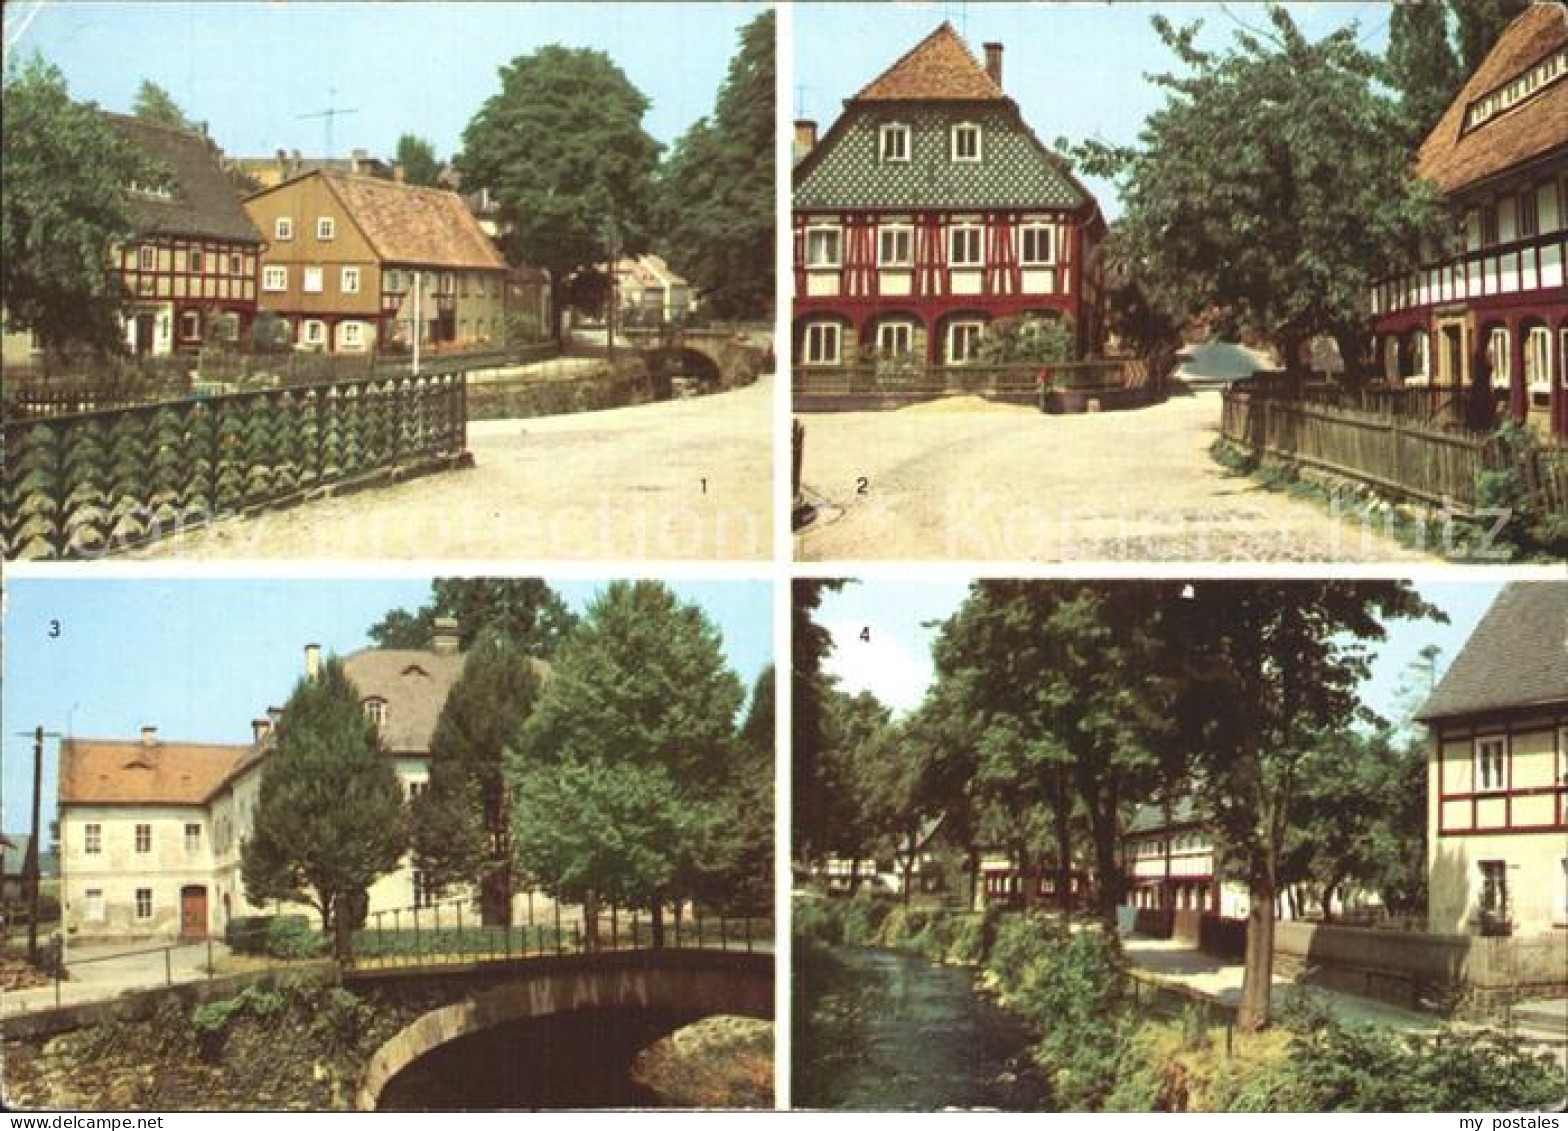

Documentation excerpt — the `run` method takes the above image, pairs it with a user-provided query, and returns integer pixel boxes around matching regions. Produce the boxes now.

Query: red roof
[60,738,260,807]
[852,22,1007,103]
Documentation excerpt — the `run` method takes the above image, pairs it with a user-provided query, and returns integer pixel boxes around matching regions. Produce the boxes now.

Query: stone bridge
[0,947,773,1111]
[621,326,774,391]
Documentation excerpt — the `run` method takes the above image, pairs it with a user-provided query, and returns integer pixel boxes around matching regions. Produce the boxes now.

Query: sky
[0,578,772,833]
[794,1,1397,217]
[818,579,1509,723]
[2,1,765,159]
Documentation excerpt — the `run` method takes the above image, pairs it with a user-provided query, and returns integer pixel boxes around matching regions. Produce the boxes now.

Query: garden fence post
[207,935,214,980]
[165,947,172,986]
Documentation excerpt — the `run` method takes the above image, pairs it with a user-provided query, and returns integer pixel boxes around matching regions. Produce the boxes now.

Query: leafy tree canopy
[367,578,576,656]
[2,57,152,352]
[132,79,192,129]
[394,133,442,187]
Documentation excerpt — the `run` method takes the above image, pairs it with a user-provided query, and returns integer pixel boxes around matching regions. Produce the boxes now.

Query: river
[794,944,1052,1110]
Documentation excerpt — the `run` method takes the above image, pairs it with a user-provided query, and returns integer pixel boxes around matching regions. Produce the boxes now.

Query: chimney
[141,725,159,747]
[252,718,271,745]
[393,164,406,184]
[984,42,1003,88]
[793,120,818,160]
[267,706,283,728]
[304,643,322,681]
[431,617,461,655]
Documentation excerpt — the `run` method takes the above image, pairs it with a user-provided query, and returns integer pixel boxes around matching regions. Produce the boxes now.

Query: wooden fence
[2,370,468,560]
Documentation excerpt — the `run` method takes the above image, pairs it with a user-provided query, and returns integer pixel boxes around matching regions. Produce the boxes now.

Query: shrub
[791,896,843,947]
[1475,423,1568,560]
[505,312,546,348]
[975,315,1077,365]
[225,914,324,959]
[839,889,891,947]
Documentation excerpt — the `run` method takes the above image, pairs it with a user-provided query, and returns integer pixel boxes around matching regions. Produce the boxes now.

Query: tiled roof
[1415,2,1568,195]
[1125,797,1204,836]
[104,113,262,244]
[342,648,549,755]
[315,173,507,271]
[1417,583,1568,721]
[60,738,259,806]
[794,103,1090,211]
[852,22,1006,103]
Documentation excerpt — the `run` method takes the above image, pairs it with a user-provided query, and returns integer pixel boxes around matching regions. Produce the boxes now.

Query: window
[1480,202,1499,246]
[316,216,335,241]
[441,272,455,294]
[185,823,201,854]
[275,217,294,241]
[1518,191,1539,238]
[189,249,204,274]
[949,225,983,267]
[947,320,984,363]
[1475,736,1507,792]
[135,888,153,920]
[1478,860,1508,918]
[952,122,982,162]
[805,227,842,268]
[1020,224,1054,265]
[84,889,105,923]
[341,266,361,294]
[1411,330,1430,381]
[262,265,288,292]
[302,320,326,346]
[135,824,152,854]
[1487,327,1511,389]
[139,246,156,272]
[803,322,841,366]
[408,780,428,801]
[1525,326,1552,391]
[385,269,402,292]
[878,225,913,267]
[340,321,364,349]
[879,121,910,163]
[876,321,914,358]
[413,870,441,909]
[364,699,386,726]
[179,310,201,341]
[230,253,244,276]
[303,266,323,294]
[84,823,102,855]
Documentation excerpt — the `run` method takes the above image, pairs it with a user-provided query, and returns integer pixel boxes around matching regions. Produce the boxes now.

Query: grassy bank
[794,893,1564,1112]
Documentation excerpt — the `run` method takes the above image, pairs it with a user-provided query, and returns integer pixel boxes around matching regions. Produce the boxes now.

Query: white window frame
[1524,325,1552,392]
[184,823,201,854]
[84,888,106,923]
[302,320,327,347]
[947,319,984,364]
[879,121,911,163]
[189,248,204,274]
[84,823,102,855]
[275,216,294,241]
[339,321,364,349]
[262,265,288,292]
[876,321,914,358]
[135,888,153,920]
[803,321,842,367]
[1019,224,1055,266]
[178,310,201,341]
[805,225,842,269]
[316,216,335,241]
[952,122,982,163]
[1487,327,1511,389]
[341,266,361,295]
[1474,735,1507,793]
[364,698,387,726]
[878,224,915,269]
[1411,330,1431,382]
[949,224,983,267]
[230,252,244,277]
[138,245,156,272]
[303,266,324,294]
[135,823,152,854]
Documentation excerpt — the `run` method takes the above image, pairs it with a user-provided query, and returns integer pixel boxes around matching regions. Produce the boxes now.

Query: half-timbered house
[1417,582,1568,937]
[1370,2,1568,438]
[792,23,1105,368]
[107,114,263,357]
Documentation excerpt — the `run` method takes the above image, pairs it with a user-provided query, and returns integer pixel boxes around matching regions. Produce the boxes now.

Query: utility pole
[13,726,59,966]
[412,270,423,375]
[602,216,619,363]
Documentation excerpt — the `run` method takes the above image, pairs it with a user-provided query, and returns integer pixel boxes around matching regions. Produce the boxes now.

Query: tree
[368,578,576,656]
[132,79,191,129]
[814,685,892,891]
[410,630,542,925]
[241,657,407,962]
[1069,8,1446,386]
[458,46,660,338]
[2,57,151,353]
[394,134,441,187]
[1451,0,1531,73]
[511,582,745,946]
[792,579,846,865]
[653,10,774,320]
[710,664,775,915]
[1165,581,1440,1031]
[1386,2,1461,143]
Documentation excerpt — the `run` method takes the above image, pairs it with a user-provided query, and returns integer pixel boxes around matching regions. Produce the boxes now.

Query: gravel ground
[793,390,1438,563]
[127,375,773,561]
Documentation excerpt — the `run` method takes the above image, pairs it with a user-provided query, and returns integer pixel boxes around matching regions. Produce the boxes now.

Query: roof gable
[319,173,507,271]
[853,22,1006,103]
[61,739,259,806]
[105,113,262,245]
[1414,2,1568,194]
[1417,583,1568,722]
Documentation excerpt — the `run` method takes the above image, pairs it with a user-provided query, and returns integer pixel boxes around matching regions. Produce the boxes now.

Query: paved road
[3,940,228,1016]
[130,376,773,561]
[794,390,1437,562]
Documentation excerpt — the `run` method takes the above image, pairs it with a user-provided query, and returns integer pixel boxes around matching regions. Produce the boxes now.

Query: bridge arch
[353,949,771,1110]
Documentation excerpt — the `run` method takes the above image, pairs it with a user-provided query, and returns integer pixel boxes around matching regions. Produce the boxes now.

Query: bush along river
[794,942,1052,1110]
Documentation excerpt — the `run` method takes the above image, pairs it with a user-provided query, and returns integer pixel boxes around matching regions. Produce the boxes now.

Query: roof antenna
[297,86,359,159]
[794,83,809,119]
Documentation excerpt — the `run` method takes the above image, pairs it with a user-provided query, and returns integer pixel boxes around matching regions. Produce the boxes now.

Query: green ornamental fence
[2,370,468,560]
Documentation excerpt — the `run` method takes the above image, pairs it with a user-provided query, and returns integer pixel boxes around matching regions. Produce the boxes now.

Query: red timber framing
[118,237,260,342]
[793,209,1088,362]
[1435,712,1568,836]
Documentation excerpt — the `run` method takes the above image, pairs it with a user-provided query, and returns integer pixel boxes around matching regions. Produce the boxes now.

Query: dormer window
[880,122,911,163]
[952,122,982,163]
[364,698,387,727]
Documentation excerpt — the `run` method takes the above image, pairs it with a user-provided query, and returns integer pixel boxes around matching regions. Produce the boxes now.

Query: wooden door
[180,885,207,938]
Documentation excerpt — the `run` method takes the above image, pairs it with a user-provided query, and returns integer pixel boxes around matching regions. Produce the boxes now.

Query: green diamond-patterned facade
[792,23,1106,368]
